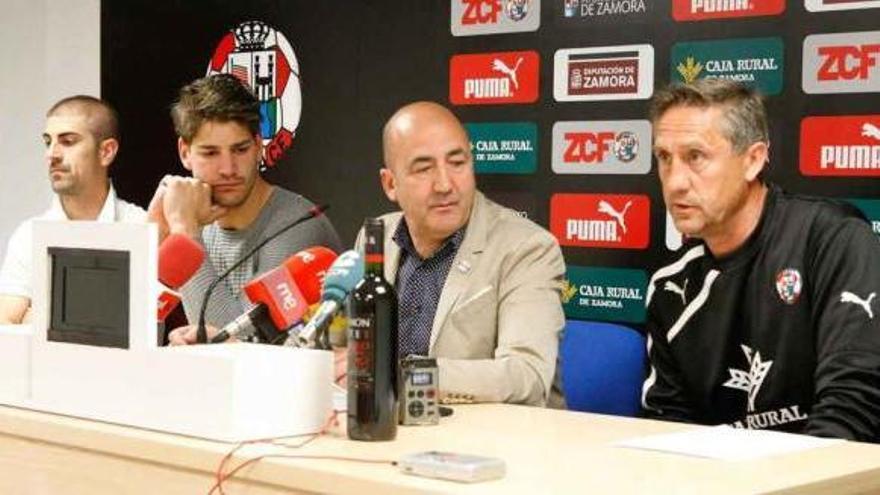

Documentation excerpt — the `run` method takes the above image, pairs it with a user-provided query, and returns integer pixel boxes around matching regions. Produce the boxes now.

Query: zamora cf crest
[208,20,302,168]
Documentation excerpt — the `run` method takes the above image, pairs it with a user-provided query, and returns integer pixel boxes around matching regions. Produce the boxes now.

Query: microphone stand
[195,204,330,344]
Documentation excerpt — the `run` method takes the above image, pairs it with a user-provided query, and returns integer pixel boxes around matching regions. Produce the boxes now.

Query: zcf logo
[451,0,540,36]
[207,21,301,168]
[803,31,880,94]
[450,51,540,105]
[672,0,785,21]
[800,115,880,176]
[550,193,650,249]
[551,120,652,174]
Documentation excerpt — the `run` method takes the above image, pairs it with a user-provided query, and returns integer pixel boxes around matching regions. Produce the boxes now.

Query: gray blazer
[360,191,565,406]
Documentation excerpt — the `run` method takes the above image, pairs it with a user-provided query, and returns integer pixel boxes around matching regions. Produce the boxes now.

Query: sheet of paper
[614,425,843,461]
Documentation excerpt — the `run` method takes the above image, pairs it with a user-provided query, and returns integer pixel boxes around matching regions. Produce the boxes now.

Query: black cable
[196,204,329,344]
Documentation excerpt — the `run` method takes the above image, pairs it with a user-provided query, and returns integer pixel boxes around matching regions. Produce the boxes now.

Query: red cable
[208,409,356,494]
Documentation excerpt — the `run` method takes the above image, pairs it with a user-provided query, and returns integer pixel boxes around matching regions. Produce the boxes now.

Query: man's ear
[177,137,193,172]
[98,138,119,168]
[379,167,397,203]
[743,141,769,182]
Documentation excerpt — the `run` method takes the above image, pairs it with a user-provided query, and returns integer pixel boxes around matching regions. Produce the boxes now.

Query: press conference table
[0,404,878,494]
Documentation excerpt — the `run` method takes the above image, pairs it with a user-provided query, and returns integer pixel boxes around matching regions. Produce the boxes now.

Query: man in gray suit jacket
[369,101,565,406]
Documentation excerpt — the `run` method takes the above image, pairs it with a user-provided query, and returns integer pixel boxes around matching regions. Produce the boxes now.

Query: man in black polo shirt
[642,79,880,441]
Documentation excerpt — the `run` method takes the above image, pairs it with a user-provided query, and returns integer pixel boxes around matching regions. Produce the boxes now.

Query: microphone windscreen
[158,233,205,288]
[322,250,364,303]
[283,246,338,304]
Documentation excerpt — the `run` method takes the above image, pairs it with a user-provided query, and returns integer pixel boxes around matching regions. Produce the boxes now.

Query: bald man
[0,96,146,324]
[359,101,565,406]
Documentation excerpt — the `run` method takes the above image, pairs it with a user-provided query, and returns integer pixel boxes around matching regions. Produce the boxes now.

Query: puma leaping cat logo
[664,279,688,305]
[862,123,880,142]
[840,291,876,319]
[598,200,633,234]
[492,57,524,90]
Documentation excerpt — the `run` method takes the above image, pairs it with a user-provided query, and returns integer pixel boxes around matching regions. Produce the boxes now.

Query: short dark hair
[47,95,120,142]
[170,74,261,143]
[649,79,768,154]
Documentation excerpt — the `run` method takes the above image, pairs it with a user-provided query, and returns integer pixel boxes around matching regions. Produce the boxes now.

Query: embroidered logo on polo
[724,344,810,430]
[663,279,689,305]
[800,115,880,176]
[775,268,803,304]
[452,0,540,36]
[847,199,880,236]
[551,120,652,174]
[723,344,774,412]
[553,45,654,101]
[207,21,301,168]
[803,31,880,94]
[465,122,537,174]
[671,37,784,95]
[450,50,540,105]
[840,291,876,319]
[561,266,648,323]
[672,0,786,21]
[805,0,880,11]
[550,193,650,249]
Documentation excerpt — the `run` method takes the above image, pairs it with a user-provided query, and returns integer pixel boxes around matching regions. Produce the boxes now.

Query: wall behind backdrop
[0,0,100,262]
[103,0,880,328]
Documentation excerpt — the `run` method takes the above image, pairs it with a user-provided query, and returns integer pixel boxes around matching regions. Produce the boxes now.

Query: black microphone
[195,204,329,344]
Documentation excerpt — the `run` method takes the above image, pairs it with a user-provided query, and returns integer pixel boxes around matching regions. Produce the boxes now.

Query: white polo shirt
[0,185,146,298]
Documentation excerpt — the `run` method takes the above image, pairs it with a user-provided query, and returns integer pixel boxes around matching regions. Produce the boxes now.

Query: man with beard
[155,75,341,340]
[0,96,146,324]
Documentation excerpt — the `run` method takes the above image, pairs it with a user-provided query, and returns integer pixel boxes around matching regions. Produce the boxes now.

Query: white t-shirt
[0,186,146,298]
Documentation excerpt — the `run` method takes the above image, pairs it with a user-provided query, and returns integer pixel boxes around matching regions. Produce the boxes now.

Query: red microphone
[211,247,338,343]
[157,234,205,321]
[277,246,338,303]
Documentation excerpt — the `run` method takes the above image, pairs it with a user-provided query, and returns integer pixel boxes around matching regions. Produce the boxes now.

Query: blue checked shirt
[393,221,465,358]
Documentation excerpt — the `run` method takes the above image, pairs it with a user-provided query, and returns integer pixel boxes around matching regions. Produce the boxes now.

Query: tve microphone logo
[550,193,650,249]
[452,0,540,36]
[450,50,540,105]
[672,0,786,21]
[551,120,652,174]
[805,0,880,11]
[553,45,654,101]
[803,31,880,94]
[800,115,880,176]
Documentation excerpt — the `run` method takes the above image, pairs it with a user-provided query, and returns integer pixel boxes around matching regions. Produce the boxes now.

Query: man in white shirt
[0,96,146,324]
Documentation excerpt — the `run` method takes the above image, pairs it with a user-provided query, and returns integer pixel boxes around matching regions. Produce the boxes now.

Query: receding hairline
[46,96,119,142]
[382,102,468,169]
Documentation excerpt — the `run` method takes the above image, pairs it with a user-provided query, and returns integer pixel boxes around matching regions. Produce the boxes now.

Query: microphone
[210,247,338,343]
[285,250,364,349]
[157,233,205,322]
[196,204,329,344]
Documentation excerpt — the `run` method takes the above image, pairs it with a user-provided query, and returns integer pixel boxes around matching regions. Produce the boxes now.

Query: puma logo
[598,200,633,234]
[492,57,524,90]
[840,291,876,319]
[663,279,688,305]
[862,123,880,142]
